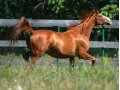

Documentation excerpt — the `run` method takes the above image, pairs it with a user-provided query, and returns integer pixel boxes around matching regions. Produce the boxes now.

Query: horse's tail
[10,16,33,46]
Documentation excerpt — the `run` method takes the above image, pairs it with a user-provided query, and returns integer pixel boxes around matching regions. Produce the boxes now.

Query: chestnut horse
[10,9,112,67]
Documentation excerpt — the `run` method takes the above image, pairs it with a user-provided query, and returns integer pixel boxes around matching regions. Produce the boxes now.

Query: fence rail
[0,40,118,48]
[0,19,119,28]
[0,19,119,49]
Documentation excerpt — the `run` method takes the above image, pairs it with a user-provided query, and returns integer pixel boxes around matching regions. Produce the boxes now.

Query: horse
[10,9,112,68]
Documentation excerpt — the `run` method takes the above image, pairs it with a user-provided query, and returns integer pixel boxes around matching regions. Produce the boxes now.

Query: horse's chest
[77,38,90,51]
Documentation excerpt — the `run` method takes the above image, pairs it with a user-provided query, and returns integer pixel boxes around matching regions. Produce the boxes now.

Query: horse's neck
[82,16,95,40]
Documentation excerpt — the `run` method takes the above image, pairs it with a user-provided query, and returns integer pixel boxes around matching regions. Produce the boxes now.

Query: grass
[0,54,119,90]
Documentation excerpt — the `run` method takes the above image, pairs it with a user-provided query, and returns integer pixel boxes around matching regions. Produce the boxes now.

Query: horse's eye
[98,15,102,17]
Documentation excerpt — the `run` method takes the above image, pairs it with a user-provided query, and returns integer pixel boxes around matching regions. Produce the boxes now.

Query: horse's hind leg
[25,55,40,69]
[25,50,44,69]
[79,53,96,66]
[22,51,30,62]
[69,57,75,68]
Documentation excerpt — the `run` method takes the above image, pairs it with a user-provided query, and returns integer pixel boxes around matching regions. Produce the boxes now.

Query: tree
[0,0,118,19]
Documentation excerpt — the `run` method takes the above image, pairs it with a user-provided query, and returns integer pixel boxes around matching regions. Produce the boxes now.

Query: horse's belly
[46,48,74,59]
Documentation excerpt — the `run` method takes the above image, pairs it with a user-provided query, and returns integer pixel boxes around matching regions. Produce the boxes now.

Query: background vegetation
[0,0,119,19]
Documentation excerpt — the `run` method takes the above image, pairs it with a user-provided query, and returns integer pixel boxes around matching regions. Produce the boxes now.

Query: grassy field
[0,54,119,90]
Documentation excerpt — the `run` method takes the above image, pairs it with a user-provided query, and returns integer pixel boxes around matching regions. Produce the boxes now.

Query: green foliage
[0,0,118,19]
[48,0,64,13]
[100,4,119,19]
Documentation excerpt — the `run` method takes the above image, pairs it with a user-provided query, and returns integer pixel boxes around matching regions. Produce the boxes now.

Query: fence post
[101,26,105,63]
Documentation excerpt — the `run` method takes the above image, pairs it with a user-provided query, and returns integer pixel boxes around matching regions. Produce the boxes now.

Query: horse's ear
[92,8,99,14]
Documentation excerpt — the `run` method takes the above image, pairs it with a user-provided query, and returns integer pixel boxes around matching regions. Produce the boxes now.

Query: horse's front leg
[69,57,75,68]
[24,50,42,69]
[79,53,96,66]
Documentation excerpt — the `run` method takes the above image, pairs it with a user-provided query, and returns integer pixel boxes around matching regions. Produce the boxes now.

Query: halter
[94,16,104,26]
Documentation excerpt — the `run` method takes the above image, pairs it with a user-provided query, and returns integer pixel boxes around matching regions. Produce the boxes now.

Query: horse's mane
[67,17,90,30]
[67,20,84,30]
[67,10,93,30]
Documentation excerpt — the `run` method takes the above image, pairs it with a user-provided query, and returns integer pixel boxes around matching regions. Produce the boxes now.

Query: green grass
[0,54,119,90]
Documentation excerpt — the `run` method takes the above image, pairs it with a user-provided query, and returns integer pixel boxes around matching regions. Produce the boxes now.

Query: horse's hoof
[22,53,29,62]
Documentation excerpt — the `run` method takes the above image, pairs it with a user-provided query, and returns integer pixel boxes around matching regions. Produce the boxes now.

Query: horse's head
[82,8,112,25]
[91,8,112,25]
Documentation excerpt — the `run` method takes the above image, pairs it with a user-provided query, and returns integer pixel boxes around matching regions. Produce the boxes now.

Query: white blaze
[102,14,112,25]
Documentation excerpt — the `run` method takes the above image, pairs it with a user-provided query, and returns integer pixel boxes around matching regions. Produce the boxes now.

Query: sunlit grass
[0,54,118,90]
[0,64,118,90]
